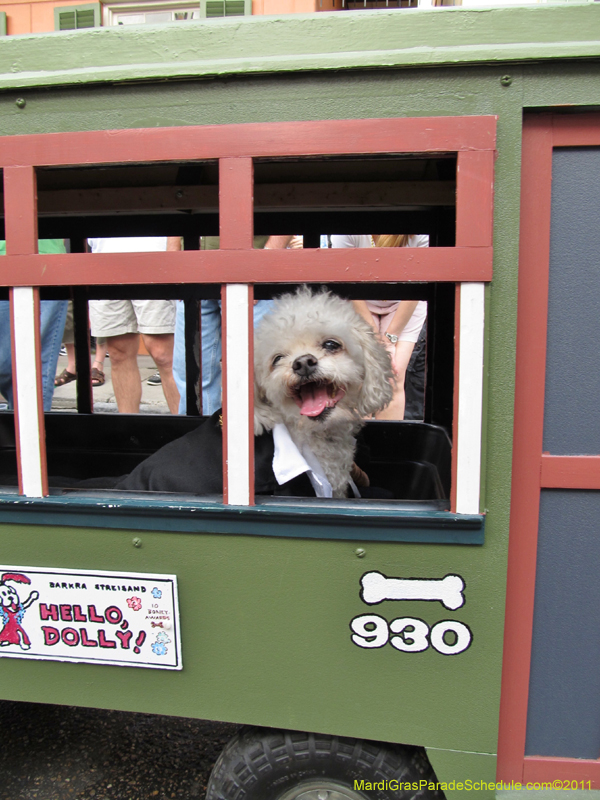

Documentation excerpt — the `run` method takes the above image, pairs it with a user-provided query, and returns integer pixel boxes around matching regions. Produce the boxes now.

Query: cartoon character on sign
[0,573,39,651]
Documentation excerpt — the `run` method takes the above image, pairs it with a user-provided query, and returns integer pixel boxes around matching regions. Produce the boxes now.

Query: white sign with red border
[0,565,181,670]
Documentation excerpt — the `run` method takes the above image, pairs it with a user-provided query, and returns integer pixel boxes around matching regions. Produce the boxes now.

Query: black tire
[206,727,442,800]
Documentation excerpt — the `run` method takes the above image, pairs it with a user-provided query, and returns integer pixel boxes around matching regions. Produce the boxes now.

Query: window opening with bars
[0,117,494,536]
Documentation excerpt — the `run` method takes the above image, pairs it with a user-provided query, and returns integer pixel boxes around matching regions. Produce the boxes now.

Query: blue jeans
[174,299,274,415]
[0,299,68,412]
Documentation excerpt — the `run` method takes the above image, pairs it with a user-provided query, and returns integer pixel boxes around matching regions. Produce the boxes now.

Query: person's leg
[106,333,143,413]
[201,299,222,416]
[64,343,76,375]
[375,340,415,421]
[89,299,139,410]
[133,300,179,415]
[91,338,107,386]
[404,322,427,421]
[253,299,274,328]
[39,300,68,411]
[0,301,13,408]
[141,333,179,415]
[54,300,76,381]
[173,300,187,414]
[92,338,107,370]
[0,299,68,412]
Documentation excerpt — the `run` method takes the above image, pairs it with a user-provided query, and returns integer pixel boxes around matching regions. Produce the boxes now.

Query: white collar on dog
[272,423,333,498]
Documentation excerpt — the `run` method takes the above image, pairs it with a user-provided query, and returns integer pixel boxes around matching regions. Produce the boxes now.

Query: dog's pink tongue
[298,384,330,417]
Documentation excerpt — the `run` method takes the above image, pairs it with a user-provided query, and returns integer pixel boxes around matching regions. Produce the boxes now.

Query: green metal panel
[0,495,485,544]
[0,5,597,90]
[0,522,504,755]
[426,750,497,800]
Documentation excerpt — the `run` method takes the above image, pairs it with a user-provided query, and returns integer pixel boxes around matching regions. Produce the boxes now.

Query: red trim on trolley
[0,114,497,510]
[456,150,495,247]
[4,166,38,256]
[219,158,254,249]
[553,114,600,147]
[524,756,600,787]
[0,247,493,287]
[498,112,600,786]
[0,117,496,168]
[497,115,554,784]
[540,455,600,490]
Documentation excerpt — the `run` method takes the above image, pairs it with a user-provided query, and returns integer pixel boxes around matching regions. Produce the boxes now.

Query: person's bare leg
[65,343,76,375]
[142,333,180,415]
[106,333,142,413]
[92,338,107,374]
[376,340,415,421]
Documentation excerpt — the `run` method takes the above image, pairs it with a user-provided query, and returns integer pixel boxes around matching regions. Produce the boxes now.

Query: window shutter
[200,0,251,17]
[54,3,101,30]
[0,12,6,35]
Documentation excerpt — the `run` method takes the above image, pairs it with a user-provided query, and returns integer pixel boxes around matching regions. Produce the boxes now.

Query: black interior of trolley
[0,154,457,504]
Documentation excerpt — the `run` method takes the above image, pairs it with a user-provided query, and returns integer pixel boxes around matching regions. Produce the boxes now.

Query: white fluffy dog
[254,287,394,498]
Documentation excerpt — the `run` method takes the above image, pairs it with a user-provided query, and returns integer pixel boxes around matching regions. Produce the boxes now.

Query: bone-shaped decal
[360,571,465,611]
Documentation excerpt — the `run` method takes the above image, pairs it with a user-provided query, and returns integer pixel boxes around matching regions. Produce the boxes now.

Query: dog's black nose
[292,354,318,377]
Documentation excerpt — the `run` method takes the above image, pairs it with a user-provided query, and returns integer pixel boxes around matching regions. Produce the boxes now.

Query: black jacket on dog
[79,411,315,497]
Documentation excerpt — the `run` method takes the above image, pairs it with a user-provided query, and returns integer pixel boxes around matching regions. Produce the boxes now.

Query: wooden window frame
[0,116,495,511]
[497,113,600,788]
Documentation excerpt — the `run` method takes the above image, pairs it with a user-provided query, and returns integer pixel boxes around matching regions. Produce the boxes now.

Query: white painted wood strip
[455,282,485,515]
[12,287,44,497]
[224,284,251,506]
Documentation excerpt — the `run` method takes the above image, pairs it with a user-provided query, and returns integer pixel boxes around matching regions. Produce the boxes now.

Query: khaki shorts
[89,299,176,338]
[365,300,427,344]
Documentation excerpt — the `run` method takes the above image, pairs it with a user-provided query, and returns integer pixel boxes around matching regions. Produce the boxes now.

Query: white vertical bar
[13,287,44,498]
[456,282,485,515]
[224,284,251,506]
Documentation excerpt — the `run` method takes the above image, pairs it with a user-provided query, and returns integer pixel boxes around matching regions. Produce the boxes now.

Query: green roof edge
[0,4,598,91]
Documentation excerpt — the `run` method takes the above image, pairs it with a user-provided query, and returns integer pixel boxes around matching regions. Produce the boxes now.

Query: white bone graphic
[360,571,465,610]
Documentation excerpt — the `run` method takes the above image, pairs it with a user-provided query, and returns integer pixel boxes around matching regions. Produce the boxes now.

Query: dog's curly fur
[254,287,394,498]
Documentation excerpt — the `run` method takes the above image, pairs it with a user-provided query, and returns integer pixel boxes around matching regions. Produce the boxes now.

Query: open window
[0,116,494,539]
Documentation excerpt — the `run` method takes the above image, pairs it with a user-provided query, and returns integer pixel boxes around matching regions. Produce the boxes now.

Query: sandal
[54,369,76,387]
[91,367,105,387]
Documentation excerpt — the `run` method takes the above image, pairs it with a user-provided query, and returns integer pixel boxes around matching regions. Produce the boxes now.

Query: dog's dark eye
[322,339,342,353]
[272,354,285,367]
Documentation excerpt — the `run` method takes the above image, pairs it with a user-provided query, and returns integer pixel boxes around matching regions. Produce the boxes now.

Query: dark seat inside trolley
[0,155,456,508]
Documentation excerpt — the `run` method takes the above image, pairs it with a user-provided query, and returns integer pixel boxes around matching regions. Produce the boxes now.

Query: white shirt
[87,237,168,253]
[271,424,359,498]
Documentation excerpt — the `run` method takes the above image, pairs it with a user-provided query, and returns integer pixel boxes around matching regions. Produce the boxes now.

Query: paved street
[0,700,239,800]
